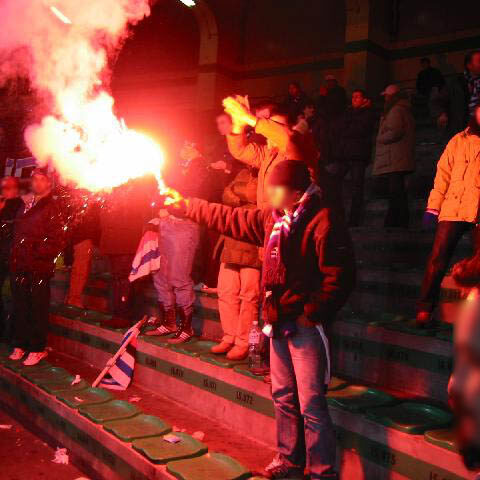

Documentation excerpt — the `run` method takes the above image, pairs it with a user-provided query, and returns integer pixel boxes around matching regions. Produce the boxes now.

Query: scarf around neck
[263,182,322,294]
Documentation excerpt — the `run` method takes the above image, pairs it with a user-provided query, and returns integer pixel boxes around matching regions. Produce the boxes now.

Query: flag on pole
[99,322,141,390]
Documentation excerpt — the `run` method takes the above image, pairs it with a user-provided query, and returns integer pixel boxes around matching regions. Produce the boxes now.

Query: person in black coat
[9,168,66,366]
[329,89,376,226]
[0,177,24,342]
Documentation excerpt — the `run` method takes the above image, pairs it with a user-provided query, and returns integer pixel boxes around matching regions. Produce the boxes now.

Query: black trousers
[333,160,367,226]
[10,272,51,352]
[418,221,480,313]
[384,172,409,228]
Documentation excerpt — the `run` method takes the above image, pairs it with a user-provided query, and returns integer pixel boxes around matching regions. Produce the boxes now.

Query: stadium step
[39,311,476,479]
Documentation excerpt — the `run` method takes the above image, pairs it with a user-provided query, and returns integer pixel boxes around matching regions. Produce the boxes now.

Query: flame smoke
[0,0,166,191]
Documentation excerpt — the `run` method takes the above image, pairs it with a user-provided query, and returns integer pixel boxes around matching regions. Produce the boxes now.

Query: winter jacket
[0,197,24,264]
[100,177,156,256]
[219,168,261,269]
[10,194,65,276]
[331,106,376,162]
[182,195,356,324]
[427,127,480,222]
[373,97,416,176]
[227,118,307,208]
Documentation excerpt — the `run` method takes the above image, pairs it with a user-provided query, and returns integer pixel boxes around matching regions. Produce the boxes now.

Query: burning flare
[0,0,165,192]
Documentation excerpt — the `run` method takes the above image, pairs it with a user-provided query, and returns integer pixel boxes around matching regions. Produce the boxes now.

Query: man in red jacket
[163,160,355,479]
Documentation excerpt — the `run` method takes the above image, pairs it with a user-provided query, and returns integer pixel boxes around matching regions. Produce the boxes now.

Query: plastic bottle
[248,321,263,370]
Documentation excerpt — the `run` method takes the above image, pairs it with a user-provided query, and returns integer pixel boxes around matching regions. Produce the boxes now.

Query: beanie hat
[268,160,311,192]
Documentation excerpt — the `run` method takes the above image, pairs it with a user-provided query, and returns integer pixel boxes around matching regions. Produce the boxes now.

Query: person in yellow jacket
[417,103,480,326]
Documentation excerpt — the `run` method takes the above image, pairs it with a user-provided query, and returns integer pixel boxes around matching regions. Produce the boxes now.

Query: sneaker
[226,345,248,361]
[145,325,176,336]
[210,342,233,354]
[23,351,48,366]
[9,348,25,361]
[264,455,304,479]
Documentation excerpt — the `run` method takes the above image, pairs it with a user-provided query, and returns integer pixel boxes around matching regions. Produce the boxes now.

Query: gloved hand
[163,188,189,216]
[422,209,439,230]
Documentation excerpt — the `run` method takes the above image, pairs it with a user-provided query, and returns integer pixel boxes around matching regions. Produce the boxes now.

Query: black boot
[167,308,194,344]
[145,306,177,336]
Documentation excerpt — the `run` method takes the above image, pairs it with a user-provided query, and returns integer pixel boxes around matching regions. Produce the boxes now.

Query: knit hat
[268,160,311,192]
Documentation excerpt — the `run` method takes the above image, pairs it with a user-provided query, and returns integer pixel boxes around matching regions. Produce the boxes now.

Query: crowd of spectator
[0,50,479,479]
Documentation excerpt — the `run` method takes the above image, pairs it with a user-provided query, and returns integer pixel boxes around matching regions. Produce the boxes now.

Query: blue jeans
[270,325,337,479]
[153,217,200,314]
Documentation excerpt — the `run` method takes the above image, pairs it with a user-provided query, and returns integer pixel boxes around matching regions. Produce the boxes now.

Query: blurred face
[288,83,300,97]
[351,91,366,109]
[475,107,480,127]
[1,177,19,199]
[467,53,480,76]
[303,105,315,119]
[449,298,480,470]
[421,60,430,70]
[266,185,301,211]
[255,107,271,119]
[31,174,52,197]
[216,114,232,136]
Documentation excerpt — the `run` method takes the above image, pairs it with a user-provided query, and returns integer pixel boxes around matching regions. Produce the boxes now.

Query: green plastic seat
[233,364,265,381]
[424,428,458,452]
[435,328,453,342]
[38,376,90,394]
[384,318,450,337]
[79,399,140,424]
[79,309,112,325]
[167,452,251,480]
[133,432,208,464]
[103,414,171,442]
[170,340,217,357]
[22,367,71,384]
[366,402,453,434]
[3,359,51,373]
[142,334,174,348]
[56,386,113,408]
[328,377,348,392]
[327,385,397,412]
[200,353,247,369]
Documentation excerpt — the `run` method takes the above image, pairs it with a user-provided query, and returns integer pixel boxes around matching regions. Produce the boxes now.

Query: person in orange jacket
[417,103,480,326]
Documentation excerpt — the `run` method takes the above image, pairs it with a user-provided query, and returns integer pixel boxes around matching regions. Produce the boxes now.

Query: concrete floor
[0,409,87,480]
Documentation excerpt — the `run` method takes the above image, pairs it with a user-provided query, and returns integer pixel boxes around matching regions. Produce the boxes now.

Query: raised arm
[226,132,265,169]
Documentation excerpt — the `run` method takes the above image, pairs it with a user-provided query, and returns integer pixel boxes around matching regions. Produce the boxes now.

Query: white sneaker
[23,351,48,366]
[9,348,25,361]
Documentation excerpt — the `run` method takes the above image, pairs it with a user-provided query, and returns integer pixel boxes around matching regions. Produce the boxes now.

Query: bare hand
[210,160,228,171]
[180,144,202,162]
[223,95,256,133]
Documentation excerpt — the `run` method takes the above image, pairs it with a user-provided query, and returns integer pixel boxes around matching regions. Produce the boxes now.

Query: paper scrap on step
[128,396,141,402]
[71,375,81,385]
[192,431,205,441]
[0,424,12,430]
[52,447,69,464]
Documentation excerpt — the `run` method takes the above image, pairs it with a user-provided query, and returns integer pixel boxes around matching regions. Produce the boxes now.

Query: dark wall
[396,0,480,41]
[242,0,346,64]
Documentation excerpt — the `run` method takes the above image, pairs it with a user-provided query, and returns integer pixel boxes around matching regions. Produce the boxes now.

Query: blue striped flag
[99,324,140,390]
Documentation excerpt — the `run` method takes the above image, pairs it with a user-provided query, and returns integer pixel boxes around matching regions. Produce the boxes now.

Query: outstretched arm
[166,192,266,247]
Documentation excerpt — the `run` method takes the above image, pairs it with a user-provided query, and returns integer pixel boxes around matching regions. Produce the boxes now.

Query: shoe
[65,297,84,309]
[264,455,304,479]
[145,308,177,336]
[167,308,194,344]
[416,310,433,328]
[9,348,25,361]
[226,345,248,361]
[210,341,233,354]
[23,351,48,366]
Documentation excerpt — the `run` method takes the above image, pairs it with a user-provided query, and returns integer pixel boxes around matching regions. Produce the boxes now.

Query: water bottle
[248,321,263,370]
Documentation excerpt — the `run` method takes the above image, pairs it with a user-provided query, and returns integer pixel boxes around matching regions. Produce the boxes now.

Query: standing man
[164,160,356,479]
[330,89,376,226]
[372,85,415,228]
[417,103,480,326]
[9,168,65,366]
[416,57,445,98]
[0,177,23,341]
[435,51,480,138]
[212,167,261,360]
